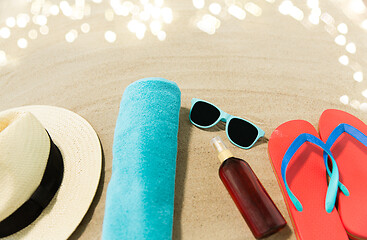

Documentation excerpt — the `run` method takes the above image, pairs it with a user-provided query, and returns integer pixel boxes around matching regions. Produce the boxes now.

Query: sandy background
[1,0,367,239]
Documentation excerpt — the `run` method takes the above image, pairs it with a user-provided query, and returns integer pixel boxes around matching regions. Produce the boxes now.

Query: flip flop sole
[269,120,348,240]
[319,109,367,240]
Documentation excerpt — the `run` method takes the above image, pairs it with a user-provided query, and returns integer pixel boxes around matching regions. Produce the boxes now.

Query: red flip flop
[269,120,348,240]
[319,109,367,240]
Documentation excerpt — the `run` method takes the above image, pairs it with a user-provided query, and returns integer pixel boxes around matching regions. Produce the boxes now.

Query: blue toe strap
[323,123,367,196]
[281,133,340,213]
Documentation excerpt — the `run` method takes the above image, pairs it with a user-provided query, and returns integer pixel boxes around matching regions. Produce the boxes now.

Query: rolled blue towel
[102,77,181,240]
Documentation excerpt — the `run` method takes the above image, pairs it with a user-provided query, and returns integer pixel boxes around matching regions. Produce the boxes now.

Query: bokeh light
[278,1,293,15]
[81,23,90,33]
[353,71,363,82]
[228,5,246,20]
[361,19,367,30]
[6,17,16,28]
[360,103,367,112]
[340,95,349,105]
[209,3,221,15]
[193,0,205,9]
[278,1,303,21]
[362,89,367,98]
[28,29,38,39]
[245,2,262,17]
[40,25,49,35]
[65,29,78,43]
[324,24,336,35]
[290,7,304,21]
[150,20,162,35]
[155,0,164,7]
[107,0,172,40]
[105,9,114,21]
[334,35,346,46]
[306,0,321,25]
[0,27,11,39]
[320,13,334,25]
[127,20,147,39]
[0,0,364,112]
[104,30,117,43]
[337,23,348,34]
[50,5,60,16]
[308,12,320,25]
[348,0,366,14]
[157,30,166,41]
[17,38,28,49]
[17,13,30,28]
[197,14,220,34]
[161,7,172,23]
[338,55,349,65]
[346,42,356,54]
[35,15,47,26]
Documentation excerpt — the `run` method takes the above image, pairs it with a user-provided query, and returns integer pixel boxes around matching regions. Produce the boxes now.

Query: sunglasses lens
[190,101,220,127]
[227,118,259,148]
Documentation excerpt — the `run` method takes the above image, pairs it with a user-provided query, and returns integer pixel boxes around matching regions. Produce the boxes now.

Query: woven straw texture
[0,112,49,222]
[0,106,102,240]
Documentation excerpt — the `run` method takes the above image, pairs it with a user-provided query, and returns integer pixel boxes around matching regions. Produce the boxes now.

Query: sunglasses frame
[189,98,265,149]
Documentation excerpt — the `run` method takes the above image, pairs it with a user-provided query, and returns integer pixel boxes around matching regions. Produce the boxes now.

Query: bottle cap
[211,136,234,163]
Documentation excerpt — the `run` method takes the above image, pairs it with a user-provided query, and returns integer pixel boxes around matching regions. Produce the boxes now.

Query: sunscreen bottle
[211,136,286,239]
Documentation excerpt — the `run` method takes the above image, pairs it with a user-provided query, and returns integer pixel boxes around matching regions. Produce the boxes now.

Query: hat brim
[1,105,102,240]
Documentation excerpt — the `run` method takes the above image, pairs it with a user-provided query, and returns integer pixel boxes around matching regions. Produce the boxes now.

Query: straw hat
[0,105,102,240]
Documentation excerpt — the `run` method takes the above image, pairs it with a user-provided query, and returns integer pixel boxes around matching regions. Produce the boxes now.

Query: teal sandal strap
[323,123,367,196]
[281,133,340,213]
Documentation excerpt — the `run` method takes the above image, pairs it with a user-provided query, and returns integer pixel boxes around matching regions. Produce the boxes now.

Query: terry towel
[102,77,181,240]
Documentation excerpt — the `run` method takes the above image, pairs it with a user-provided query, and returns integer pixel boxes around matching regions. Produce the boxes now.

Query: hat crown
[0,111,50,222]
